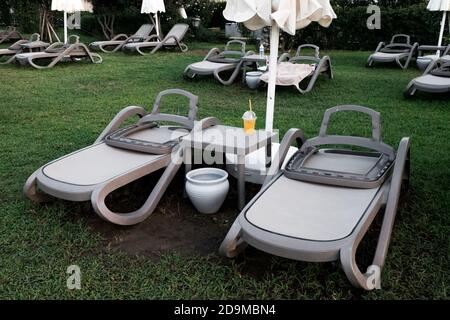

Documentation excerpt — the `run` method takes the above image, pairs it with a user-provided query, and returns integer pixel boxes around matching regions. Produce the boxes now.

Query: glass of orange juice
[243,100,257,134]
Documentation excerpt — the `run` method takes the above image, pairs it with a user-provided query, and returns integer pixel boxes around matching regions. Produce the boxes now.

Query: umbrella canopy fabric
[427,0,450,11]
[427,0,450,49]
[223,0,335,36]
[141,0,166,14]
[51,0,93,13]
[141,0,166,40]
[51,0,93,44]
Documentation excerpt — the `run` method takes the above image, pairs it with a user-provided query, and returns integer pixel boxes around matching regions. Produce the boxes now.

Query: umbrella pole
[265,22,280,133]
[437,11,447,54]
[64,11,68,44]
[155,13,160,40]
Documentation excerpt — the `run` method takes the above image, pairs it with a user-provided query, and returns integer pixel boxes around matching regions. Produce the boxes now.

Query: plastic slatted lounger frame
[15,35,103,69]
[183,40,252,85]
[404,58,450,97]
[122,24,189,55]
[23,89,219,225]
[0,33,43,64]
[219,105,411,290]
[278,44,333,94]
[89,24,155,53]
[366,34,419,69]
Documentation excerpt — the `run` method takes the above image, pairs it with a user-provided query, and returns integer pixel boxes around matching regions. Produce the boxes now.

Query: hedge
[284,4,447,51]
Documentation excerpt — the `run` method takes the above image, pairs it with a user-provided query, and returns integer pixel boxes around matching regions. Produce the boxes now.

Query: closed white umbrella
[427,0,450,52]
[224,0,336,132]
[141,0,166,40]
[223,0,336,183]
[51,0,93,44]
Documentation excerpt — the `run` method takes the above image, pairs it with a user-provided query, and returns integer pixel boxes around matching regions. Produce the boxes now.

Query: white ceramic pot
[246,71,263,89]
[185,168,229,214]
[417,56,435,71]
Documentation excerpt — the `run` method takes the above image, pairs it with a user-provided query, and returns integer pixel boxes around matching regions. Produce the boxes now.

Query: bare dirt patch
[85,170,260,259]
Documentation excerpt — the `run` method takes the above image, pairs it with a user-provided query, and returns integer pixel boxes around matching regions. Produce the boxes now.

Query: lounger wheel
[403,86,416,99]
[219,220,248,258]
[23,171,53,203]
[179,43,188,53]
[183,69,196,79]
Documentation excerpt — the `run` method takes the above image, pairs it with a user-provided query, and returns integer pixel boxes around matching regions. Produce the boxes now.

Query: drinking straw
[249,99,252,112]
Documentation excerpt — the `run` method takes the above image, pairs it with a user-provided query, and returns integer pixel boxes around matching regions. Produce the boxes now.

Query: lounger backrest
[390,34,410,45]
[139,89,198,129]
[223,40,246,57]
[133,24,154,38]
[162,24,189,45]
[302,105,395,159]
[29,33,40,42]
[291,44,321,64]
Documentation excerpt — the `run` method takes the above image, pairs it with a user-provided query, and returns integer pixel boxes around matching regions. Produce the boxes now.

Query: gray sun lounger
[277,44,333,94]
[15,35,102,69]
[184,40,252,85]
[404,59,450,97]
[367,34,419,69]
[220,105,411,290]
[89,24,155,53]
[24,89,218,226]
[0,26,24,44]
[0,33,49,64]
[122,23,189,55]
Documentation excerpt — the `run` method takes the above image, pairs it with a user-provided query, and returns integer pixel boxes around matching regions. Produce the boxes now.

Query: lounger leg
[341,138,411,290]
[237,154,246,210]
[23,170,53,203]
[91,149,182,226]
[183,146,192,198]
[219,219,248,258]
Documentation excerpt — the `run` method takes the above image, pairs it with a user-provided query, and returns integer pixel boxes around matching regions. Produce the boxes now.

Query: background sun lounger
[0,33,49,64]
[0,26,24,44]
[261,44,333,93]
[89,24,155,53]
[220,105,410,290]
[122,23,189,55]
[367,34,419,69]
[15,35,102,69]
[184,40,251,85]
[404,59,450,97]
[23,89,218,226]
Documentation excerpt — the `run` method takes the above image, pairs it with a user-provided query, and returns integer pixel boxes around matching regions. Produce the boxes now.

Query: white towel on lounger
[260,62,315,90]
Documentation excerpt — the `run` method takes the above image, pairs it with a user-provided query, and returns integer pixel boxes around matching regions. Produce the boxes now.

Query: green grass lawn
[0,36,449,299]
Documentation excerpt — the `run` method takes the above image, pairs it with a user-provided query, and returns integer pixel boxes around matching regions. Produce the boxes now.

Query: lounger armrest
[47,42,65,50]
[263,128,305,187]
[192,117,220,132]
[146,34,160,42]
[245,50,255,56]
[375,42,385,53]
[204,48,220,61]
[443,44,450,56]
[111,33,128,41]
[278,53,291,62]
[95,106,147,143]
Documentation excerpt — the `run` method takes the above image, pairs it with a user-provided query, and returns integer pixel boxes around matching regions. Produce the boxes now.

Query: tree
[91,0,134,39]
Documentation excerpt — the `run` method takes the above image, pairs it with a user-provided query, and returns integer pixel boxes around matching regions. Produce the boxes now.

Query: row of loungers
[366,34,450,97]
[23,89,410,290]
[89,23,189,55]
[184,41,333,93]
[0,23,189,69]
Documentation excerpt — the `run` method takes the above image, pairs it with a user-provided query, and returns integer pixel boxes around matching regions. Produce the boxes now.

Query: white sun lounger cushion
[245,175,380,241]
[260,62,314,89]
